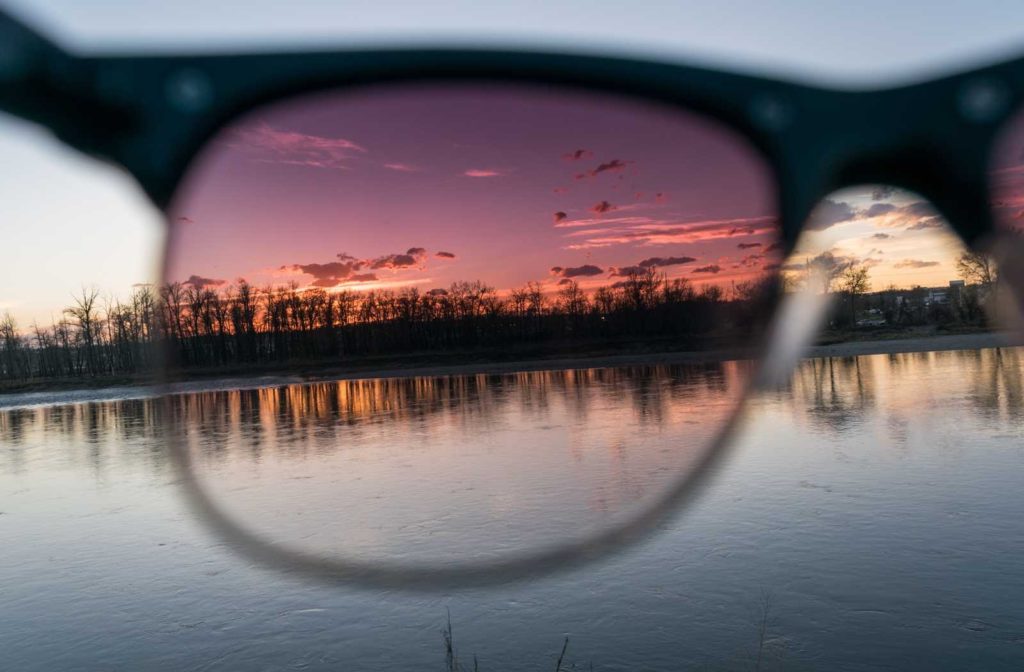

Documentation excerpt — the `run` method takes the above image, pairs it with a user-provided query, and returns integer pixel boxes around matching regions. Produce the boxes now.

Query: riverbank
[1,331,1021,409]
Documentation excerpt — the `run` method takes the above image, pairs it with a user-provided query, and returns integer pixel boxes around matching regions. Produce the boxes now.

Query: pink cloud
[369,247,428,270]
[235,122,366,169]
[463,169,505,177]
[555,215,654,229]
[575,158,634,180]
[550,264,604,279]
[286,247,430,288]
[563,215,778,250]
[384,163,419,172]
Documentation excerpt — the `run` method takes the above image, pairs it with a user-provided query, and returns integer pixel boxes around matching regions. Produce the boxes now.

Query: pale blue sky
[2,0,1023,326]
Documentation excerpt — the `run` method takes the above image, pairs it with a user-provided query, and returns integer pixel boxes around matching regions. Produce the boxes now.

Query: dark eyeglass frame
[3,9,1022,588]
[4,10,1022,254]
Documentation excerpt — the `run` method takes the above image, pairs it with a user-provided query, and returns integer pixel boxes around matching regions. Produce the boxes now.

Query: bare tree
[957,250,997,286]
[839,263,871,324]
[64,287,102,375]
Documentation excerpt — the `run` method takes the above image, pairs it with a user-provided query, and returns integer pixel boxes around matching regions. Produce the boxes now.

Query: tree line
[796,249,997,329]
[0,269,779,385]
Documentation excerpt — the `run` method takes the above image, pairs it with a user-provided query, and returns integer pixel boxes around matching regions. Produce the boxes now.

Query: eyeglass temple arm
[0,8,135,158]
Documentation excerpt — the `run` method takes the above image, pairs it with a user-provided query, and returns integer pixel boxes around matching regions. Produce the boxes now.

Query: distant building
[949,279,965,303]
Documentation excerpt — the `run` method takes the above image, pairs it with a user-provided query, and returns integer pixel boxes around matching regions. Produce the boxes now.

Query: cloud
[463,169,505,177]
[607,265,646,277]
[287,247,427,288]
[590,200,617,214]
[562,149,593,161]
[384,163,418,172]
[901,201,938,218]
[235,122,366,169]
[553,186,569,194]
[183,275,226,290]
[871,232,892,240]
[763,263,782,271]
[894,259,940,269]
[858,199,945,231]
[906,218,944,230]
[862,203,898,218]
[608,256,696,277]
[555,215,654,229]
[563,215,778,250]
[285,260,366,288]
[435,251,456,259]
[575,158,634,180]
[550,264,604,279]
[369,247,427,270]
[807,198,859,230]
[764,241,784,252]
[655,192,668,203]
[692,264,722,274]
[638,256,697,268]
[883,201,943,230]
[553,211,568,224]
[426,288,449,297]
[737,242,762,249]
[871,185,896,201]
[176,216,194,224]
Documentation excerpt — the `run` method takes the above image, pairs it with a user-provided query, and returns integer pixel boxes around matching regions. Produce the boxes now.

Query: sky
[2,1,1024,327]
[166,84,779,296]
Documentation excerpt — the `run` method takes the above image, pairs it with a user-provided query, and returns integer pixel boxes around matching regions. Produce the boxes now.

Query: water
[1,348,1023,671]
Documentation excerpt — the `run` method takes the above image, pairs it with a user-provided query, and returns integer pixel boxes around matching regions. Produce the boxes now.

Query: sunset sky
[788,189,968,290]
[166,84,782,297]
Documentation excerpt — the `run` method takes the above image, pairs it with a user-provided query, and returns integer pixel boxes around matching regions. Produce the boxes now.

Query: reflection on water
[776,347,1024,435]
[2,348,1024,670]
[4,348,1021,459]
[4,362,753,564]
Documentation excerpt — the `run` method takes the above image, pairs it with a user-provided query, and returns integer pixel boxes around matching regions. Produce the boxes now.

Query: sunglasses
[3,9,1023,588]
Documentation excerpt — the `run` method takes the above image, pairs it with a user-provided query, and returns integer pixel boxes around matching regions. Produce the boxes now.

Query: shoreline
[1,331,1021,410]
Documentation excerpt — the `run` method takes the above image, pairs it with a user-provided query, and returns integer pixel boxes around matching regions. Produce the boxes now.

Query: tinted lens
[163,82,782,580]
